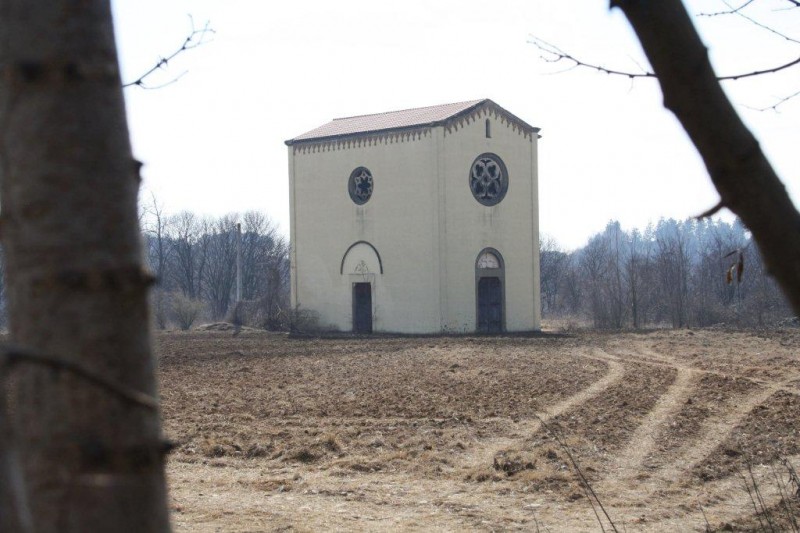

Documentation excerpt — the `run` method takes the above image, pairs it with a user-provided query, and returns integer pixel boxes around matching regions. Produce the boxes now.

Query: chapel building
[286,99,541,333]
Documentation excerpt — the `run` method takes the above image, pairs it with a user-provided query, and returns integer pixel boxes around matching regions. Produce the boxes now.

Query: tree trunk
[0,1,171,531]
[613,0,800,315]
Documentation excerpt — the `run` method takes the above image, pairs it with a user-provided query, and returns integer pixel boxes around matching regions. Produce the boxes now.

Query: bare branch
[743,87,800,112]
[530,411,619,532]
[699,504,712,533]
[529,37,655,79]
[697,0,756,17]
[135,71,188,91]
[1,345,159,410]
[716,0,800,45]
[696,200,726,219]
[530,37,800,82]
[123,16,214,90]
[713,56,799,80]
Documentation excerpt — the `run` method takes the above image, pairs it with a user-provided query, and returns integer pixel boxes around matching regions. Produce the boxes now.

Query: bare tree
[605,222,627,329]
[138,207,290,330]
[143,193,173,285]
[655,220,692,327]
[539,235,569,316]
[0,1,169,531]
[580,235,612,328]
[625,228,645,328]
[142,194,174,328]
[169,211,207,299]
[204,215,239,320]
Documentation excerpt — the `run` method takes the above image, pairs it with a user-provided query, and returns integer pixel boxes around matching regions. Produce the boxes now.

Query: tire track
[464,348,625,466]
[609,344,800,396]
[609,343,800,486]
[541,348,625,421]
[596,342,796,500]
[559,340,799,529]
[596,366,698,490]
[652,379,791,481]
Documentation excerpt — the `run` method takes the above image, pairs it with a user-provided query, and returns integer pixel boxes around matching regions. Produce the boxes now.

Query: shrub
[171,292,205,330]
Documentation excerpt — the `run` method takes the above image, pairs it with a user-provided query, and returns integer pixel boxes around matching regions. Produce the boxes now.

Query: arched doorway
[476,248,505,333]
[341,241,382,333]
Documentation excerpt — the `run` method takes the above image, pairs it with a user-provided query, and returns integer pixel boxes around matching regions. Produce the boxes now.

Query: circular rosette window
[348,167,374,205]
[469,153,508,206]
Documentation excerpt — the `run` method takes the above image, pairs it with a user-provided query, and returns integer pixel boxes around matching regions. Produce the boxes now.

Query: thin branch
[771,463,800,533]
[698,0,800,46]
[710,54,800,81]
[529,36,800,82]
[748,462,778,532]
[699,504,712,532]
[719,0,800,45]
[135,71,188,91]
[529,37,655,79]
[531,411,619,532]
[696,200,726,219]
[743,88,800,112]
[123,16,214,89]
[784,457,800,498]
[740,467,769,532]
[697,0,756,17]
[1,345,159,410]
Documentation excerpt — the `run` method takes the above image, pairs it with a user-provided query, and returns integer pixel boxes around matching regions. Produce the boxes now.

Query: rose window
[348,167,373,205]
[469,153,508,206]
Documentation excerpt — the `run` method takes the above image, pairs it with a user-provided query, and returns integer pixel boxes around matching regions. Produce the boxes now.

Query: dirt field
[156,327,800,532]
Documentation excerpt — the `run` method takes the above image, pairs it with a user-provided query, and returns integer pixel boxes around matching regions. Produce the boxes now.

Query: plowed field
[157,328,800,532]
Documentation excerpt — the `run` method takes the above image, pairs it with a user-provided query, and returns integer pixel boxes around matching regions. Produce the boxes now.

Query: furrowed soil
[157,328,800,532]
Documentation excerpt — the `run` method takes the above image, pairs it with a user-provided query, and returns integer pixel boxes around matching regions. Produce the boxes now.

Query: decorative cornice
[443,102,539,140]
[291,127,431,155]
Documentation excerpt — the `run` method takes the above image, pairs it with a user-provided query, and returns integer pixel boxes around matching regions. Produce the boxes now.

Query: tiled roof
[286,99,493,145]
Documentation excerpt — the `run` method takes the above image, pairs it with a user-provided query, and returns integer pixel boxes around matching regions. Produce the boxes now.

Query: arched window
[485,118,491,138]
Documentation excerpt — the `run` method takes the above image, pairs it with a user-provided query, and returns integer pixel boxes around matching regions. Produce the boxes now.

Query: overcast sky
[111,0,799,250]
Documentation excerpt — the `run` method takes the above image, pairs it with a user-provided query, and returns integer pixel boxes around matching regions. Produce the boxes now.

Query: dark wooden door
[353,282,372,333]
[477,277,502,333]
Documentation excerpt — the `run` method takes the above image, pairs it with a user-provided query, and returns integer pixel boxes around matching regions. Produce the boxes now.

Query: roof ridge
[286,98,539,145]
[332,98,487,121]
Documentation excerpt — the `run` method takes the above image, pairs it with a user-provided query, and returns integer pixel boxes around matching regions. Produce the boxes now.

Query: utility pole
[236,222,242,303]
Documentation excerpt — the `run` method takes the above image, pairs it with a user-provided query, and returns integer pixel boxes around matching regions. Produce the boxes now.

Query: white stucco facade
[286,99,541,333]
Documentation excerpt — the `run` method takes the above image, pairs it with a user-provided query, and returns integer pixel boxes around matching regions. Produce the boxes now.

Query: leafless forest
[139,201,291,331]
[541,218,792,330]
[0,211,788,334]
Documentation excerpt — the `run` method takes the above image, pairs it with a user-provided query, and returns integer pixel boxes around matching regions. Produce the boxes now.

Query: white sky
[111,0,800,250]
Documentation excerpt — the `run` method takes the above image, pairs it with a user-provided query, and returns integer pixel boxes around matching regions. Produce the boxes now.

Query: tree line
[0,212,791,332]
[141,199,290,330]
[541,217,793,329]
